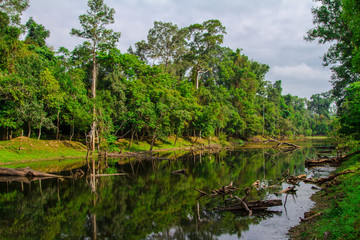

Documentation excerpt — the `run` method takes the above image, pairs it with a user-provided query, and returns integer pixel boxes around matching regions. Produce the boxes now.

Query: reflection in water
[0,143,328,240]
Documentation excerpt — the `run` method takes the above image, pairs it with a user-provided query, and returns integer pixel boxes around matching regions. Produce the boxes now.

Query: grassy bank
[0,136,236,165]
[289,152,360,240]
[0,137,88,164]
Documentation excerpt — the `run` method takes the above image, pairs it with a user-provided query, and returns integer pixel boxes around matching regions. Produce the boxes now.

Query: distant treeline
[0,0,333,148]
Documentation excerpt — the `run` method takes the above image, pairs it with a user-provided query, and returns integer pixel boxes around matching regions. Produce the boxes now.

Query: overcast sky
[22,0,332,99]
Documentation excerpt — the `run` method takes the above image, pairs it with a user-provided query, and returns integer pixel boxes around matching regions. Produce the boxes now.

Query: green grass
[0,137,87,164]
[117,136,227,152]
[304,136,329,140]
[289,152,360,240]
[0,136,230,165]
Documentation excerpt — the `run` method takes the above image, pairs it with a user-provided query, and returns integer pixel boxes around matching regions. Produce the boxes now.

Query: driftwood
[305,157,339,167]
[215,199,282,212]
[210,183,238,197]
[233,196,252,216]
[305,150,360,167]
[195,188,208,199]
[265,139,301,149]
[0,176,56,183]
[0,167,61,178]
[286,174,307,184]
[195,183,239,199]
[252,180,260,188]
[278,185,297,194]
[300,212,322,222]
[341,150,360,161]
[303,170,354,184]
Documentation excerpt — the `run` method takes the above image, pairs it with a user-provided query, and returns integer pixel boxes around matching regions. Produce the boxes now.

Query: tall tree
[70,0,120,151]
[186,19,226,89]
[306,0,359,105]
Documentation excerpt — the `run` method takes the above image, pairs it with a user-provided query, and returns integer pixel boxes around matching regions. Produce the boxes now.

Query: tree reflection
[0,147,317,239]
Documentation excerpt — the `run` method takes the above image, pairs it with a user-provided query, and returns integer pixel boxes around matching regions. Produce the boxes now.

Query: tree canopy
[0,0,334,148]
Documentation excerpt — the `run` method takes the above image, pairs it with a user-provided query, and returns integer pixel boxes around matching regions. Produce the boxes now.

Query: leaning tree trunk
[91,47,97,152]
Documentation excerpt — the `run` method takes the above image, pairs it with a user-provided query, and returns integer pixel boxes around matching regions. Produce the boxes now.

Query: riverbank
[0,135,324,165]
[0,136,234,165]
[289,152,360,240]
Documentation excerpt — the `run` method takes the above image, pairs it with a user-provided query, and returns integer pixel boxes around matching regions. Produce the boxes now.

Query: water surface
[0,141,332,240]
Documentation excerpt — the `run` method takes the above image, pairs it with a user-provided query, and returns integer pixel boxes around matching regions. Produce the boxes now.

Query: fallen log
[210,183,238,197]
[287,174,307,184]
[303,170,354,184]
[0,167,61,178]
[300,212,322,222]
[305,157,339,167]
[195,182,239,198]
[340,150,360,161]
[278,185,297,194]
[265,139,301,149]
[233,196,252,216]
[0,176,56,183]
[215,199,282,212]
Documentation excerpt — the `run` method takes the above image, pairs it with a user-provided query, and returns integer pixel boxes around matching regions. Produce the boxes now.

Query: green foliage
[25,17,49,47]
[339,82,360,140]
[70,0,121,53]
[0,2,330,144]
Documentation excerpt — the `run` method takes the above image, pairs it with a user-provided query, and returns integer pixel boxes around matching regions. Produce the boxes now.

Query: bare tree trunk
[195,65,200,90]
[150,129,157,151]
[91,48,97,151]
[56,109,60,140]
[38,121,42,140]
[28,122,31,138]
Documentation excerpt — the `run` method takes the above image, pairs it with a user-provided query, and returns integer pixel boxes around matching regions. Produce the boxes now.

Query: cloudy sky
[22,0,332,99]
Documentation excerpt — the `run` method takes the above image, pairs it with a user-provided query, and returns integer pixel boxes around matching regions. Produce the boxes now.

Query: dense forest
[0,0,339,151]
[306,0,360,148]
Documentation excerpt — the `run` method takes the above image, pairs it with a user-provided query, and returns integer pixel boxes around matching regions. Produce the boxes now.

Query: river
[0,140,334,240]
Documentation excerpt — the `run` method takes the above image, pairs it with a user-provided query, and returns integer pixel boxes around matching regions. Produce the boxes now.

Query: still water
[0,142,333,240]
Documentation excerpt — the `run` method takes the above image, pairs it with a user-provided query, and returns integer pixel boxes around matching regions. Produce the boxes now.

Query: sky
[22,0,333,99]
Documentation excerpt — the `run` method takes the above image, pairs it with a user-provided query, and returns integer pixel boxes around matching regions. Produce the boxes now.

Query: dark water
[0,141,334,240]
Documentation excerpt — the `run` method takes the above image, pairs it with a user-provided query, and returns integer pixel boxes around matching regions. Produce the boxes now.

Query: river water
[0,141,334,240]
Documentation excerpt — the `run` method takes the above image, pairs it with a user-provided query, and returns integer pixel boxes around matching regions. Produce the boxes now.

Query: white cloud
[271,63,330,81]
[268,63,332,98]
